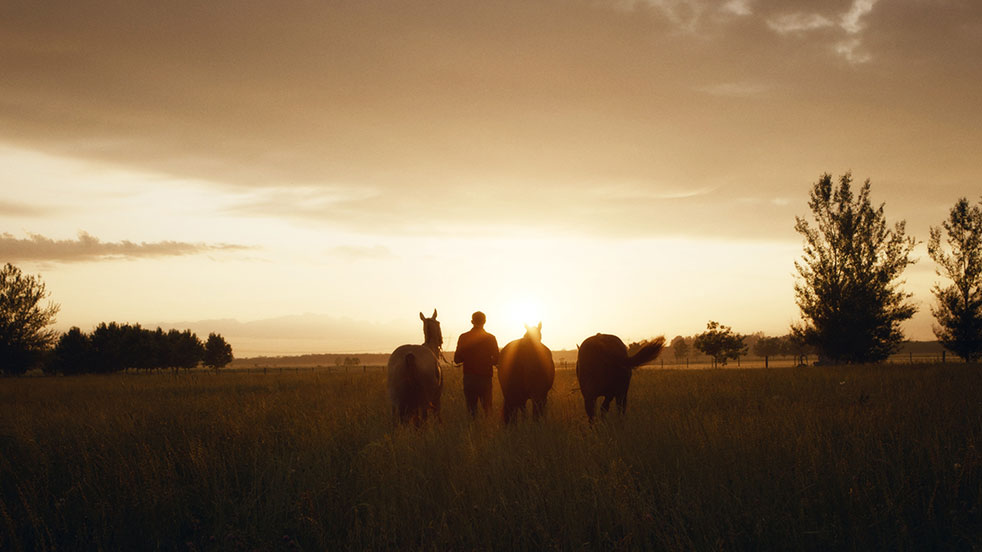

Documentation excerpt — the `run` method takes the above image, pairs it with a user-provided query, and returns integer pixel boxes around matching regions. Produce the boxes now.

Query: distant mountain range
[154,313,411,357]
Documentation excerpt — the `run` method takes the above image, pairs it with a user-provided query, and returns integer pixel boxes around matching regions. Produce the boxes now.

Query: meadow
[1,364,979,550]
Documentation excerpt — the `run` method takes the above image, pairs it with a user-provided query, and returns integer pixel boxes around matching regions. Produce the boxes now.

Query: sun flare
[503,297,544,333]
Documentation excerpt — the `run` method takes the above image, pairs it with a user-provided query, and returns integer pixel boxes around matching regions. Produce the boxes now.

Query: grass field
[1,364,980,550]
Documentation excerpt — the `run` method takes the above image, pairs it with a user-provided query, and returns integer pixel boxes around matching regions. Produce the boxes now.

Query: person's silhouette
[453,311,499,418]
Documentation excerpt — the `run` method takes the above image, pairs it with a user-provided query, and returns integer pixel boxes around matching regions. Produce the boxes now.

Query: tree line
[0,270,234,377]
[45,323,233,375]
[654,325,812,369]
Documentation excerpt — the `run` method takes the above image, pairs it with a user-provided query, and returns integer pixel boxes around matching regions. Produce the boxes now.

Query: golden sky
[2,1,980,355]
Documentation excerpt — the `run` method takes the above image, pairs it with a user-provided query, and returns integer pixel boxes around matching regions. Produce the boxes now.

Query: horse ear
[432,309,438,319]
[537,321,542,331]
[524,323,531,331]
[420,312,426,321]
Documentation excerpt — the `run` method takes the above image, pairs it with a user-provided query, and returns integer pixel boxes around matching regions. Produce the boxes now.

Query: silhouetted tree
[203,332,234,370]
[170,329,204,371]
[929,197,982,361]
[693,321,747,368]
[90,322,128,373]
[752,335,785,369]
[670,335,689,365]
[48,327,95,375]
[792,173,917,364]
[0,263,60,375]
[784,332,813,366]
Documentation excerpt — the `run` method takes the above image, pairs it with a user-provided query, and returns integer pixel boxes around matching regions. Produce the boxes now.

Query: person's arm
[453,336,464,365]
[489,336,500,366]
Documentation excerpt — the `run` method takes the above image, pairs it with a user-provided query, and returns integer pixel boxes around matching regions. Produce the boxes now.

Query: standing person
[454,311,500,418]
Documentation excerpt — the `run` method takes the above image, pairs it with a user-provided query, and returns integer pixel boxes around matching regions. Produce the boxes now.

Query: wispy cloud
[720,0,752,17]
[766,0,880,63]
[591,183,717,201]
[0,200,49,217]
[835,38,872,64]
[766,13,834,35]
[0,231,250,263]
[840,0,878,34]
[229,185,381,219]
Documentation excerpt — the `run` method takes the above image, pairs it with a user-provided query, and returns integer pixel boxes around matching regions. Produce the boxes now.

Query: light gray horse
[387,309,444,424]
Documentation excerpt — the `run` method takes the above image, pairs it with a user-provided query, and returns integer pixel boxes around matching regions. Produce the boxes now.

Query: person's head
[471,311,486,327]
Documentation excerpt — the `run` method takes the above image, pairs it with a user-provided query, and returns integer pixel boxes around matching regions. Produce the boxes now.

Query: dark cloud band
[0,231,250,263]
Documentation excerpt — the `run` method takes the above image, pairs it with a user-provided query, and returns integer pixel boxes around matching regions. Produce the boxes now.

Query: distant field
[1,365,979,550]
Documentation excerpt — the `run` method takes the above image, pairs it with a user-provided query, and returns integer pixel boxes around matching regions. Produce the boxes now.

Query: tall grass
[1,365,979,550]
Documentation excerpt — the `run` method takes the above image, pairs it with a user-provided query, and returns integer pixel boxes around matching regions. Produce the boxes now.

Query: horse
[576,334,665,422]
[498,322,555,423]
[387,309,444,425]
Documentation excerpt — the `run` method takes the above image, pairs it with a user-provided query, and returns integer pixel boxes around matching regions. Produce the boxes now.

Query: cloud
[0,0,978,243]
[0,231,250,263]
[720,0,752,17]
[766,0,879,63]
[835,38,872,64]
[840,0,878,34]
[590,183,717,201]
[766,13,834,35]
[0,200,48,217]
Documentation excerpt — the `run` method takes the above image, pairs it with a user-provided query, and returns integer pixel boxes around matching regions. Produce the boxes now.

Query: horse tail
[625,336,666,369]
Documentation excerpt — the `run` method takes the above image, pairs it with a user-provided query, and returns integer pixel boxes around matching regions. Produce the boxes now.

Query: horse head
[419,309,443,351]
[523,321,542,343]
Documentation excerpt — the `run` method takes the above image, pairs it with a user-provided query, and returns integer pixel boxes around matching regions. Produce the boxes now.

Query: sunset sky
[2,0,980,356]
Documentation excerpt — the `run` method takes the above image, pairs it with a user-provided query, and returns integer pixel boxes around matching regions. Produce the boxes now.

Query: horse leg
[615,393,627,414]
[532,397,547,420]
[600,396,613,414]
[398,403,412,425]
[584,395,597,422]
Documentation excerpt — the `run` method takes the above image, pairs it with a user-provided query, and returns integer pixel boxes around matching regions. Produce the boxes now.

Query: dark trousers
[462,373,493,417]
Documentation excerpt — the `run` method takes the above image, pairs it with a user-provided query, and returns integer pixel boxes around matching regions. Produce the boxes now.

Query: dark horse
[387,310,444,425]
[498,322,555,423]
[576,334,665,422]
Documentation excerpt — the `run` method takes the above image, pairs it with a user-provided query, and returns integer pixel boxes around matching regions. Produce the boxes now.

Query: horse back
[576,334,631,397]
[499,338,555,400]
[387,345,442,401]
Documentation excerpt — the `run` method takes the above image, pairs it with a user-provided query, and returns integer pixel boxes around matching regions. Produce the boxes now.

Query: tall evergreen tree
[792,173,917,363]
[928,197,982,361]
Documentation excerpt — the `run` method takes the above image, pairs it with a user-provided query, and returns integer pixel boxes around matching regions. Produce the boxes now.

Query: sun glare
[503,297,544,332]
